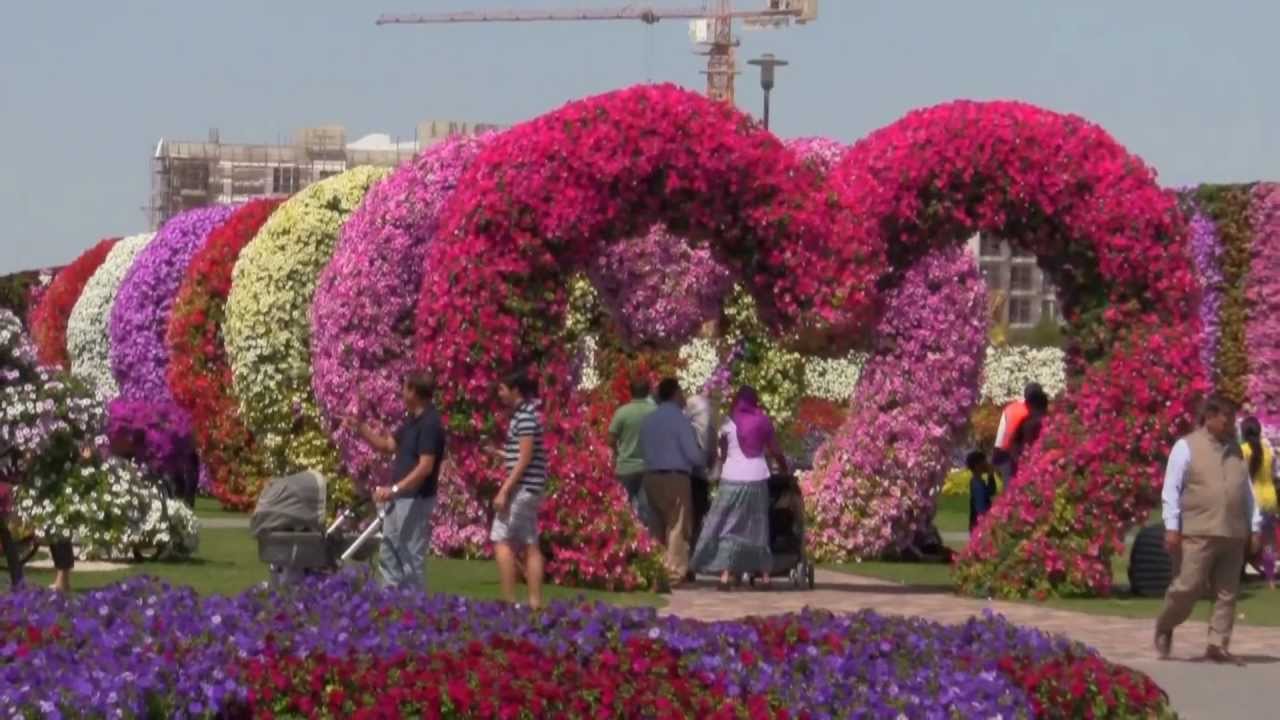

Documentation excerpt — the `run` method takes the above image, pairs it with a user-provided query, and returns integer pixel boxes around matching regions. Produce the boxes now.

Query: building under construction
[149,120,501,229]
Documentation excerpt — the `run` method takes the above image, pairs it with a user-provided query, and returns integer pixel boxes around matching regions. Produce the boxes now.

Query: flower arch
[167,198,285,510]
[414,85,878,587]
[831,100,1203,597]
[66,233,155,399]
[30,238,119,369]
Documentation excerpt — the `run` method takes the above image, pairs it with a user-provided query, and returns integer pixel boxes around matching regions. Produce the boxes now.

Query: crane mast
[376,2,817,105]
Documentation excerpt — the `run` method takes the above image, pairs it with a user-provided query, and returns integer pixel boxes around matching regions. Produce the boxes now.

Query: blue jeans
[377,495,436,591]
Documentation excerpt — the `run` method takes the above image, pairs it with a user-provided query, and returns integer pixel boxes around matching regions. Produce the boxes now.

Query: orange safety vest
[996,400,1030,451]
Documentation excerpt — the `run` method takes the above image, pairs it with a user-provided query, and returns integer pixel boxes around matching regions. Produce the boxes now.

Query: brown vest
[1181,428,1251,538]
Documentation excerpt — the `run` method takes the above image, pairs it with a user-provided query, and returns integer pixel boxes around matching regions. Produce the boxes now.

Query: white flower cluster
[66,233,155,399]
[804,353,866,403]
[979,346,1067,405]
[677,338,721,392]
[575,335,600,391]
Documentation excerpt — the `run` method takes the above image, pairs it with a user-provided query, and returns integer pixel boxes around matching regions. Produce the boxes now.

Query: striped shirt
[503,400,547,492]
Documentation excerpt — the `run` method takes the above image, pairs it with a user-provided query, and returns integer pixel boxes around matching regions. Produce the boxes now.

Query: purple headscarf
[730,386,774,459]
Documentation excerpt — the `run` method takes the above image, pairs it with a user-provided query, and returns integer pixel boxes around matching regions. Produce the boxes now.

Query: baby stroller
[753,473,816,590]
[251,470,383,587]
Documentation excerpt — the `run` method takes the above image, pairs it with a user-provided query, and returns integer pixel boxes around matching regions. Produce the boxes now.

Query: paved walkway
[662,568,1280,719]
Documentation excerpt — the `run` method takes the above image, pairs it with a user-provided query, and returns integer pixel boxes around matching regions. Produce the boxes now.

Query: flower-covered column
[66,233,155,399]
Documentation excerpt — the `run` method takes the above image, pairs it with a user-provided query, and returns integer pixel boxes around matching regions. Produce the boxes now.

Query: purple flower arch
[310,135,492,553]
[110,205,237,404]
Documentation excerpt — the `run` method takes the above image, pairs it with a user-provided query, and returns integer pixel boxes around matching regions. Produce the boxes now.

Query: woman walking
[1240,416,1279,589]
[691,386,788,591]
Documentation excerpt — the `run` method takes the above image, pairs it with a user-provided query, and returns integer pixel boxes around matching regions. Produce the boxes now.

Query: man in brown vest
[1155,395,1264,663]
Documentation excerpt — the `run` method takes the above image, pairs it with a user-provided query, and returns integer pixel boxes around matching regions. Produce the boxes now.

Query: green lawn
[17,525,662,608]
[934,494,969,535]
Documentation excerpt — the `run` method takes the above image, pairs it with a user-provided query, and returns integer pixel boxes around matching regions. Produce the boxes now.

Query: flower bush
[587,223,733,348]
[310,136,489,527]
[980,346,1067,406]
[840,101,1207,597]
[225,167,390,509]
[167,198,285,510]
[0,572,1176,719]
[803,248,986,561]
[105,398,196,477]
[110,205,237,404]
[1244,184,1280,429]
[29,237,119,369]
[1184,203,1224,382]
[66,233,155,398]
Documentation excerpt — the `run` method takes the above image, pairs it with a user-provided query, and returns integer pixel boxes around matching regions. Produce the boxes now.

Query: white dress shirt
[1161,438,1263,533]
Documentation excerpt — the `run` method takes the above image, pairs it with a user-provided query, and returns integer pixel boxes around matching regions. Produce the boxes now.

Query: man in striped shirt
[491,372,548,609]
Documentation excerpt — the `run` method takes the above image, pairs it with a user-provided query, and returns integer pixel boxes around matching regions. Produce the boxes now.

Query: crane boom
[377,2,816,104]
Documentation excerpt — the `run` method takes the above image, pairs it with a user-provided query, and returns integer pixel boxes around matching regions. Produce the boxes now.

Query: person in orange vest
[991,383,1043,485]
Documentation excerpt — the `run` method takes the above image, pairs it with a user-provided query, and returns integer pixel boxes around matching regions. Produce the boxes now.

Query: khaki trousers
[1156,535,1247,648]
[643,472,692,582]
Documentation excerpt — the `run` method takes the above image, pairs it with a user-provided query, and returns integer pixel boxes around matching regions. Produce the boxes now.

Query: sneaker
[1154,631,1172,660]
[1205,645,1244,666]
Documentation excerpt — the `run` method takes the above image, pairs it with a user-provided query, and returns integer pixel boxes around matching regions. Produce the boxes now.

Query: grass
[193,497,250,520]
[15,525,662,608]
[934,494,969,535]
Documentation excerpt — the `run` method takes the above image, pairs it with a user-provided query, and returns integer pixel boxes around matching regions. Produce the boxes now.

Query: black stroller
[251,470,383,587]
[751,474,816,590]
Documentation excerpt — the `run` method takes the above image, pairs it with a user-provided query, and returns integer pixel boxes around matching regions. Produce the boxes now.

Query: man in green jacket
[609,378,656,529]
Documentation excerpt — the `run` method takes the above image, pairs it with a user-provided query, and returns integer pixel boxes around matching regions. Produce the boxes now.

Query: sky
[1,0,1276,273]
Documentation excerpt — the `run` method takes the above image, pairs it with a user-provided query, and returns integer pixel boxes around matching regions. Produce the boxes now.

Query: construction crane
[376,1,817,105]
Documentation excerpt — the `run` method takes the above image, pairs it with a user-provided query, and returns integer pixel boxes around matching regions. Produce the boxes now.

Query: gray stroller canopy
[250,470,328,537]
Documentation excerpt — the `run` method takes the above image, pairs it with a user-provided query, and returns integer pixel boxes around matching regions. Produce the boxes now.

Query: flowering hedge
[110,206,236,404]
[167,198,284,510]
[1192,185,1254,405]
[804,248,986,560]
[106,398,196,477]
[29,238,119,369]
[1184,204,1224,383]
[225,167,390,508]
[1245,184,1280,430]
[0,572,1175,718]
[838,102,1208,597]
[979,346,1067,406]
[66,233,155,399]
[310,137,488,543]
[414,85,872,587]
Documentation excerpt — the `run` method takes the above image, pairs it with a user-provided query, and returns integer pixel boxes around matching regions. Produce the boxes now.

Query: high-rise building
[968,233,1059,329]
[149,120,502,229]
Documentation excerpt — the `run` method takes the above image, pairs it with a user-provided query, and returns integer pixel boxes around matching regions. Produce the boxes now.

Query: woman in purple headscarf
[691,386,788,590]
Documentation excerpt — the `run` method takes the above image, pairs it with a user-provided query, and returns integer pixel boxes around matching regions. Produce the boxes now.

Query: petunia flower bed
[28,237,119,369]
[0,572,1174,719]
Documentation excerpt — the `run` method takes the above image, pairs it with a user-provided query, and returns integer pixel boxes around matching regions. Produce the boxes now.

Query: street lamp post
[747,53,788,130]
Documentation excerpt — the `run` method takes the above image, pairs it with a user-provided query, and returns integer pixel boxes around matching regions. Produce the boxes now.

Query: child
[966,450,999,532]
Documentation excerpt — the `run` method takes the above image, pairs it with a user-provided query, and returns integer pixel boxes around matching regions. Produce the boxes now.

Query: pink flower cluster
[310,136,493,553]
[803,247,986,561]
[1245,183,1280,429]
[834,100,1204,597]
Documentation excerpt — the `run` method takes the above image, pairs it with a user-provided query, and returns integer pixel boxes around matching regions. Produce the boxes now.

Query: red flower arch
[29,238,119,368]
[833,100,1204,596]
[167,198,285,510]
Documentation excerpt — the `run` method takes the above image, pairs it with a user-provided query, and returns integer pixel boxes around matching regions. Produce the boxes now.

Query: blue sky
[1,0,1275,273]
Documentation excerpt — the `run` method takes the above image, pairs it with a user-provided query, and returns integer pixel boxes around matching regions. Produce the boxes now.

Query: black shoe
[1205,645,1244,666]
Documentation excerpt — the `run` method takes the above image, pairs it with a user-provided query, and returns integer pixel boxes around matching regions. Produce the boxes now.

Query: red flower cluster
[167,198,285,510]
[29,238,118,368]
[997,653,1169,720]
[833,100,1204,597]
[233,637,781,720]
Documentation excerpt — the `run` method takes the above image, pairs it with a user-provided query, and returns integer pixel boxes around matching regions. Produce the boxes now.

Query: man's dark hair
[965,449,988,474]
[1027,388,1049,414]
[1200,394,1237,423]
[404,372,435,402]
[656,377,681,403]
[629,377,651,400]
[1023,383,1044,402]
[504,371,538,400]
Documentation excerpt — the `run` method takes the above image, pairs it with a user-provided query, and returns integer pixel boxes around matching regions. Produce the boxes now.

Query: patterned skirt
[691,480,772,575]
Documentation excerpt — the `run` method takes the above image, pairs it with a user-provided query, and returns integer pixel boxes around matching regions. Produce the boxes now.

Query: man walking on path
[1155,395,1263,663]
[346,373,446,591]
[491,373,549,609]
[608,378,656,527]
[640,378,705,587]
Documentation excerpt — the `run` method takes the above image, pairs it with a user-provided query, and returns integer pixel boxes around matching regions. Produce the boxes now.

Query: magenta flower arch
[311,134,492,554]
